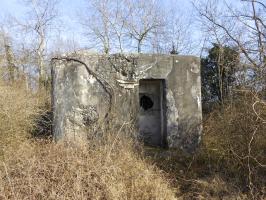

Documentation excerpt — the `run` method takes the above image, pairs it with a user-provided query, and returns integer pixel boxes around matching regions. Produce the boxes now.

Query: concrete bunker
[51,53,202,153]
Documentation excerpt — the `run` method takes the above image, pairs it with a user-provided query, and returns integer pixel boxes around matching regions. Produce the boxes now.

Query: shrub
[0,136,176,200]
[0,79,47,156]
[0,79,176,200]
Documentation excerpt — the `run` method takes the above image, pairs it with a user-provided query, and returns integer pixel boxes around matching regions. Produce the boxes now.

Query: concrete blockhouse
[51,52,202,152]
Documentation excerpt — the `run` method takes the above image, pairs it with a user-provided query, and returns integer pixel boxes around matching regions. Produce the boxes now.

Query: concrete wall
[51,52,202,152]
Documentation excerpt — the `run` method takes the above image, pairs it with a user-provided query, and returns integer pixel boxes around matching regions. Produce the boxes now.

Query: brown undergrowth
[0,79,48,157]
[0,80,176,200]
[148,92,266,200]
[0,137,177,200]
[0,79,265,199]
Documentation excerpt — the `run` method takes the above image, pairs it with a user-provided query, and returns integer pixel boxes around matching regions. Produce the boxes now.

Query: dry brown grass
[0,136,177,200]
[0,79,177,200]
[203,92,266,190]
[147,91,266,200]
[0,79,48,156]
[0,79,265,200]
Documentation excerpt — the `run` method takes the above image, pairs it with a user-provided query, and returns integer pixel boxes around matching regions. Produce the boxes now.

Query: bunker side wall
[167,56,202,152]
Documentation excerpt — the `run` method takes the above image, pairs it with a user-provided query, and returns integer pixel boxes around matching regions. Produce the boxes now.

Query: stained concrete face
[51,53,202,153]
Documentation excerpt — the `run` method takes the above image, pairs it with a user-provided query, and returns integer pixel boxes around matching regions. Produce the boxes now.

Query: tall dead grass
[147,91,266,200]
[0,136,177,199]
[1,78,265,199]
[0,79,177,199]
[203,92,266,189]
[0,79,48,155]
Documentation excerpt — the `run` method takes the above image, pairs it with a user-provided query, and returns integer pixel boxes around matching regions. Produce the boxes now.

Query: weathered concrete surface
[51,52,202,153]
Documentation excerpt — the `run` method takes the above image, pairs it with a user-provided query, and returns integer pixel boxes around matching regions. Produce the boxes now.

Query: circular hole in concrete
[140,95,154,110]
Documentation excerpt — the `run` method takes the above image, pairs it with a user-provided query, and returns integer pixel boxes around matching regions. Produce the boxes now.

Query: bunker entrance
[139,79,166,147]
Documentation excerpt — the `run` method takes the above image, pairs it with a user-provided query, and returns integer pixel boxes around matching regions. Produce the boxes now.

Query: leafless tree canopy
[194,0,266,87]
[80,0,194,54]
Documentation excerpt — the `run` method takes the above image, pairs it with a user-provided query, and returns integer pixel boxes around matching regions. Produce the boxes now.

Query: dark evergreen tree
[170,43,178,55]
[201,44,239,107]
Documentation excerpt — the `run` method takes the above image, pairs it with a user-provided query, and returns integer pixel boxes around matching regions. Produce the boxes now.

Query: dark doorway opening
[139,79,166,147]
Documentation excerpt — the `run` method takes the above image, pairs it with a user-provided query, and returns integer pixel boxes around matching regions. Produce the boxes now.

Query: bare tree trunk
[4,44,17,82]
[218,46,225,104]
[137,41,141,53]
[37,30,46,87]
[18,0,60,89]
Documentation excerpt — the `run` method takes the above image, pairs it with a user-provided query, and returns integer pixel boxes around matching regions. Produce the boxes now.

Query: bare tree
[124,0,164,53]
[82,0,166,54]
[0,29,18,81]
[194,0,266,88]
[81,0,115,54]
[195,1,266,196]
[14,0,60,88]
[155,5,195,54]
[51,33,82,55]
